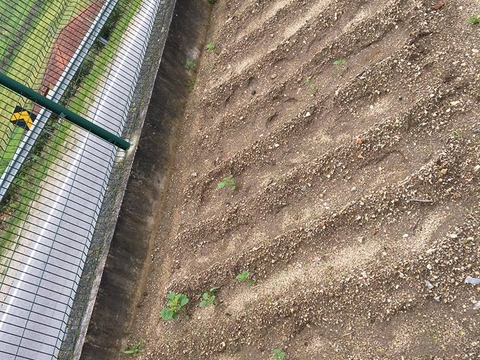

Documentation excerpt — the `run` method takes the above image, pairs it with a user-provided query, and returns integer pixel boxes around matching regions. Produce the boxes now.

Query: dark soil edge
[80,1,211,358]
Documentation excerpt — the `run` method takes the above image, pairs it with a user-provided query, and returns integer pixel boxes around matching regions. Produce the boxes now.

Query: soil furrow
[180,88,460,225]
[155,194,479,358]
[171,136,474,294]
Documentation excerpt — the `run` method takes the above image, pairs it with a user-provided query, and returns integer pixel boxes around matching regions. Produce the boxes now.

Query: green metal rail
[0,72,131,150]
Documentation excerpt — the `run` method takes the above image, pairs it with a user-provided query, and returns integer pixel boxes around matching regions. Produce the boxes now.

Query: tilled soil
[126,0,480,358]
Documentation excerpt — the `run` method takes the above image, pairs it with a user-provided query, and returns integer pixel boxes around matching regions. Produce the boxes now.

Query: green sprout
[199,287,219,307]
[272,348,286,360]
[122,339,146,356]
[185,59,197,73]
[217,175,236,191]
[333,58,346,66]
[452,130,462,138]
[236,270,254,286]
[161,292,189,320]
[185,59,198,91]
[467,14,480,25]
[188,77,196,92]
[304,76,318,95]
[206,42,216,51]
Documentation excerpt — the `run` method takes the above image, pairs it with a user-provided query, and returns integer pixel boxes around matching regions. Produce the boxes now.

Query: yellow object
[10,106,35,130]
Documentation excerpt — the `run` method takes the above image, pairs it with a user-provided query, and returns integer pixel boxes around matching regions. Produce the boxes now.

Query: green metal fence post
[0,72,130,150]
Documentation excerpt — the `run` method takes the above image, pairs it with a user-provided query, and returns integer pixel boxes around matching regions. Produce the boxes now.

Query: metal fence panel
[0,0,173,358]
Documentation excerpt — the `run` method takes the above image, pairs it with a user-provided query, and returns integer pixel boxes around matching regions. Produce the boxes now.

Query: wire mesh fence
[0,0,173,358]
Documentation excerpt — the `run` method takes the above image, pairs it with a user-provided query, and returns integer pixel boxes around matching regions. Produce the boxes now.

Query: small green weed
[452,130,462,138]
[185,59,197,73]
[123,339,146,356]
[461,237,474,245]
[208,0,217,3]
[467,14,480,25]
[272,348,286,360]
[236,270,254,286]
[200,287,219,307]
[206,42,216,51]
[218,175,236,191]
[185,59,197,91]
[188,77,196,92]
[333,58,347,76]
[304,76,317,95]
[161,292,189,320]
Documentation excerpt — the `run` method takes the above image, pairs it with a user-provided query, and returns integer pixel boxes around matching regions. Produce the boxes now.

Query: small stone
[351,187,357,192]
[434,295,441,302]
[465,276,480,285]
[425,280,434,290]
[271,74,277,79]
[305,111,312,117]
[191,172,198,177]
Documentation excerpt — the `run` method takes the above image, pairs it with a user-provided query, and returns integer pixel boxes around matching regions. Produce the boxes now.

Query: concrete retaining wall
[80,0,211,358]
